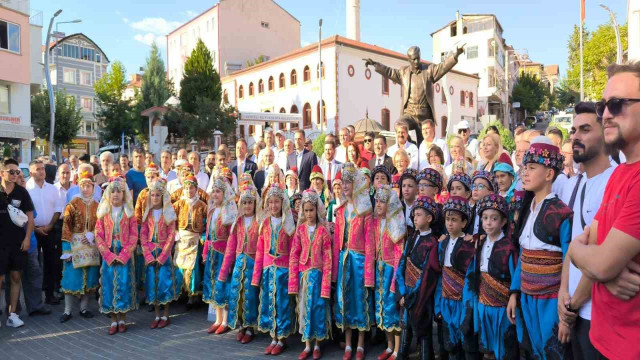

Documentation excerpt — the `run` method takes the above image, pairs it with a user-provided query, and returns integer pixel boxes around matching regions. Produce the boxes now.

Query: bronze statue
[365,45,464,144]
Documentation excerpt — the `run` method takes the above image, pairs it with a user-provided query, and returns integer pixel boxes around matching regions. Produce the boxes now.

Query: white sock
[221,321,227,326]
[357,347,364,352]
[271,340,277,346]
[111,322,118,327]
[80,294,89,311]
[246,329,253,335]
[314,345,320,351]
[304,346,311,352]
[392,352,397,357]
[64,294,74,315]
[160,316,167,321]
[155,316,160,321]
[345,346,352,352]
[118,320,125,325]
[385,348,392,354]
[277,341,284,347]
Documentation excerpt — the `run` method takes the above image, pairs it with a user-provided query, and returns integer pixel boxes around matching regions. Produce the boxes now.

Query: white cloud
[134,33,167,46]
[122,17,130,24]
[130,17,182,35]
[302,41,311,47]
[183,10,198,18]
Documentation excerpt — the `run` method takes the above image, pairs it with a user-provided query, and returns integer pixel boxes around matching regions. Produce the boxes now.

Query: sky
[34,0,628,80]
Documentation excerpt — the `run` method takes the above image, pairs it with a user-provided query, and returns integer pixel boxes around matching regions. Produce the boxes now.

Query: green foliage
[512,73,547,113]
[31,89,82,149]
[247,54,267,68]
[179,39,221,114]
[555,78,580,109]
[477,120,516,153]
[94,61,136,143]
[169,97,237,146]
[546,123,569,143]
[312,133,326,158]
[566,22,628,100]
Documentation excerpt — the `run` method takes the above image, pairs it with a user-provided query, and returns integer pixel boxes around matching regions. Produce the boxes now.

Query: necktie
[378,158,382,166]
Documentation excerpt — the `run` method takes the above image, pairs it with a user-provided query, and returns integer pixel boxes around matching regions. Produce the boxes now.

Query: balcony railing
[0,0,30,15]
[29,8,42,26]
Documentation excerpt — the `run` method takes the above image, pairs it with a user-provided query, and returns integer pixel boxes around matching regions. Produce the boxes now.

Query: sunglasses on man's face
[364,138,373,143]
[4,170,19,175]
[458,129,468,134]
[595,98,640,118]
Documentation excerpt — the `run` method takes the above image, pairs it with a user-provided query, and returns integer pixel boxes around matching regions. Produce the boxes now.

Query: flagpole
[580,0,584,101]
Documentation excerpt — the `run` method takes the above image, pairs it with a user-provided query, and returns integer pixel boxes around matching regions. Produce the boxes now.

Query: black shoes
[59,313,72,323]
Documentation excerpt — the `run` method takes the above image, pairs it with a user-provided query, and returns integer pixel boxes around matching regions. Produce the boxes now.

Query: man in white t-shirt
[559,102,614,358]
[334,127,350,163]
[387,120,419,170]
[418,118,449,170]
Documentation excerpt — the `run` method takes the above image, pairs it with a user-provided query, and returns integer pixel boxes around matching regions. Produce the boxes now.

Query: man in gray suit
[319,139,343,189]
[287,130,318,191]
[365,45,464,145]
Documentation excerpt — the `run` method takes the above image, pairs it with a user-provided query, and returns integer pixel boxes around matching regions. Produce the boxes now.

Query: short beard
[573,141,603,163]
[605,133,627,155]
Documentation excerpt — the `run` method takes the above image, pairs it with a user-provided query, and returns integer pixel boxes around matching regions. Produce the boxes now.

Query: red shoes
[312,348,322,360]
[108,324,118,335]
[271,343,286,356]
[298,349,311,360]
[299,347,322,360]
[236,329,246,341]
[343,349,352,360]
[265,343,276,355]
[355,348,365,360]
[150,319,160,329]
[118,322,127,333]
[157,318,169,329]
[377,349,392,360]
[207,323,220,334]
[240,332,254,344]
[215,325,229,335]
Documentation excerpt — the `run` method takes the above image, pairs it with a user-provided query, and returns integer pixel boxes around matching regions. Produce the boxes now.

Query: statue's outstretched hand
[364,58,376,67]
[456,46,465,57]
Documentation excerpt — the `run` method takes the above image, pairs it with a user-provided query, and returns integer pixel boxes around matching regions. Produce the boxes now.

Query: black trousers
[571,317,600,360]
[36,230,61,298]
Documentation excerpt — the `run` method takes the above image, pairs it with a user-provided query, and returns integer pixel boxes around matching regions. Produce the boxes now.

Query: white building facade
[166,0,301,92]
[221,36,479,146]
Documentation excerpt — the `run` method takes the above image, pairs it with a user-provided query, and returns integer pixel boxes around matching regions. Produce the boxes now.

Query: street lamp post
[56,19,82,33]
[318,19,323,133]
[600,4,623,64]
[44,9,63,163]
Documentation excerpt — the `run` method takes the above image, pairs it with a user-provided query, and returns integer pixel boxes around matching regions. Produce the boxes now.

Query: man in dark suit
[369,135,397,174]
[232,138,257,180]
[287,130,318,191]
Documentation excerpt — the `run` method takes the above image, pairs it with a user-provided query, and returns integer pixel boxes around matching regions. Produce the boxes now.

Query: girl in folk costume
[291,192,303,224]
[434,196,478,359]
[472,194,518,360]
[289,189,333,360]
[506,139,572,360]
[59,171,100,323]
[469,171,497,237]
[95,175,139,335]
[251,184,297,356]
[332,162,375,360]
[172,174,208,306]
[372,185,406,360]
[395,196,442,360]
[218,180,262,344]
[326,172,343,223]
[139,179,181,329]
[203,172,238,335]
[309,165,331,208]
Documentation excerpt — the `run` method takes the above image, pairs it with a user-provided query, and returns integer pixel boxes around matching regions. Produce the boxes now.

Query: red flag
[581,0,586,23]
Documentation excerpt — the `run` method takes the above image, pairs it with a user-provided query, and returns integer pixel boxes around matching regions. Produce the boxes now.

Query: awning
[0,123,34,140]
[237,112,302,125]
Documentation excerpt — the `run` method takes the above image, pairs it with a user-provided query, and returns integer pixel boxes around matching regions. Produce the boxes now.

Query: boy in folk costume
[417,168,443,201]
[59,171,100,323]
[371,185,406,360]
[95,175,139,335]
[289,189,333,360]
[472,194,518,360]
[218,180,262,344]
[139,179,181,329]
[332,162,375,360]
[172,174,208,306]
[469,171,497,236]
[252,184,297,356]
[203,172,238,335]
[309,165,331,208]
[395,196,442,360]
[506,138,572,360]
[434,196,478,359]
[170,163,210,204]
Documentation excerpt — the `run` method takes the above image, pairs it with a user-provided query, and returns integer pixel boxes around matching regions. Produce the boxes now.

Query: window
[488,39,495,57]
[460,91,465,107]
[442,90,447,104]
[382,76,389,95]
[211,18,215,30]
[261,21,270,29]
[238,85,244,98]
[0,85,9,114]
[279,107,286,113]
[268,76,274,91]
[317,62,325,79]
[81,97,93,112]
[381,108,390,131]
[258,79,264,94]
[290,70,297,85]
[96,54,101,63]
[464,18,494,34]
[303,66,310,82]
[316,100,326,125]
[80,71,92,86]
[488,66,496,87]
[290,105,299,129]
[303,103,312,128]
[80,47,95,61]
[450,23,457,37]
[0,20,20,53]
[466,46,478,59]
[63,68,76,84]
[469,92,474,107]
[249,82,254,96]
[279,73,285,89]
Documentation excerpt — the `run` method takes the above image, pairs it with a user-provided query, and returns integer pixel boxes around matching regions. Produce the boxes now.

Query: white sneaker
[7,313,24,328]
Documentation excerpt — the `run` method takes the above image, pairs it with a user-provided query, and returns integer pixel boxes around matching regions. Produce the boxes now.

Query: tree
[134,43,175,143]
[246,54,267,68]
[182,96,236,146]
[94,61,136,143]
[555,78,580,109]
[179,39,221,114]
[31,89,83,151]
[511,72,547,114]
[478,120,516,153]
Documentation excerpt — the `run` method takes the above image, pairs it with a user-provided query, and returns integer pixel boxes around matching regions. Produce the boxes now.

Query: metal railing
[29,8,42,26]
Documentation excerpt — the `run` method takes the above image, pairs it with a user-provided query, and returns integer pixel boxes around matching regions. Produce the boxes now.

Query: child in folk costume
[395,196,442,360]
[309,165,331,209]
[372,185,406,360]
[95,175,139,335]
[172,174,208,306]
[326,173,343,223]
[252,184,297,356]
[332,162,375,360]
[59,171,100,323]
[492,154,517,203]
[472,194,518,360]
[289,189,333,360]
[435,196,478,359]
[469,171,497,236]
[447,173,472,200]
[139,179,181,329]
[291,193,303,224]
[218,180,262,344]
[134,163,161,297]
[203,172,238,335]
[506,138,572,360]
[417,168,443,201]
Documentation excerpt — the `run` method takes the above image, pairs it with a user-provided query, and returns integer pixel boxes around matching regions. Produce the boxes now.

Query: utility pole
[600,4,623,64]
[318,19,324,133]
[44,9,63,163]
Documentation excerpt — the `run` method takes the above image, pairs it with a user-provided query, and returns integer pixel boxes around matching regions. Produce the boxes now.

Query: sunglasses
[595,98,640,117]
[458,129,468,134]
[4,169,19,175]
[364,138,373,143]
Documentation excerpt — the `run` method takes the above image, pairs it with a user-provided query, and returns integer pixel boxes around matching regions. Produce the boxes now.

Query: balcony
[29,8,41,26]
[0,0,29,16]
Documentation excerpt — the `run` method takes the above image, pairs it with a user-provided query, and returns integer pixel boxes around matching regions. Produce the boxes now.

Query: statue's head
[407,46,421,72]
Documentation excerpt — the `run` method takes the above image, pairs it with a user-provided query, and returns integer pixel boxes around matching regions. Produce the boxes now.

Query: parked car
[96,145,123,161]
[525,116,537,128]
[553,113,574,133]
